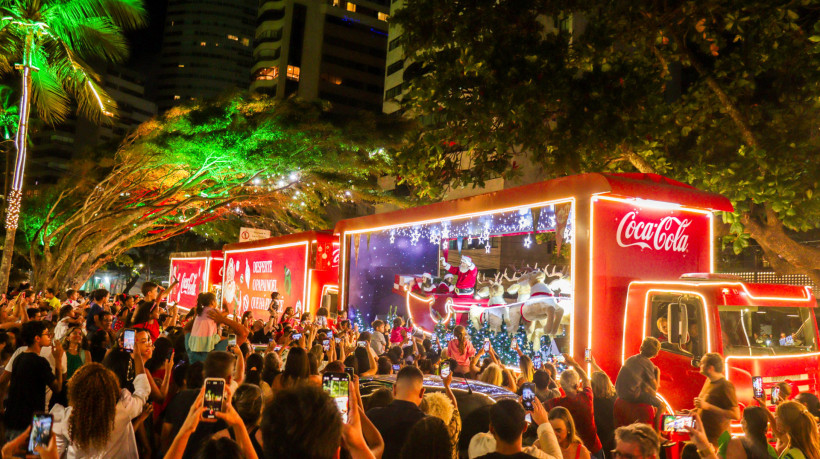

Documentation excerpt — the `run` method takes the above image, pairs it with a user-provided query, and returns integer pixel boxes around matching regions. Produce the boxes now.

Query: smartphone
[27,413,53,455]
[327,330,333,338]
[274,345,282,352]
[533,354,542,368]
[203,378,226,419]
[345,366,355,377]
[554,354,565,363]
[357,340,367,348]
[392,363,401,372]
[661,414,696,433]
[166,349,174,361]
[253,345,267,354]
[440,361,450,378]
[228,334,237,348]
[771,386,781,404]
[511,338,518,350]
[584,348,592,362]
[291,333,302,340]
[322,372,351,423]
[521,383,536,411]
[483,338,490,352]
[752,376,764,399]
[323,339,330,351]
[335,337,341,343]
[123,329,135,353]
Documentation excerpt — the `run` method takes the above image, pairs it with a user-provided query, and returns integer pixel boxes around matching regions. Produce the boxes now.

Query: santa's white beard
[459,264,472,273]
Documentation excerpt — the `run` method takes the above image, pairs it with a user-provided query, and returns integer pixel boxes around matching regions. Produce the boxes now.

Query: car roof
[360,374,517,402]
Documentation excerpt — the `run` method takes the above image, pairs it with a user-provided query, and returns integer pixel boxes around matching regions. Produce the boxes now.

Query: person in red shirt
[548,353,604,458]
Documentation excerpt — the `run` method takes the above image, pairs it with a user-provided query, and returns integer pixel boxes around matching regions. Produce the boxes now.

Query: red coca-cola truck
[334,173,818,415]
[221,231,339,320]
[168,250,223,311]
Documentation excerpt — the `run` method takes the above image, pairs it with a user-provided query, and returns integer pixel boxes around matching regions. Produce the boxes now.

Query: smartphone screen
[521,383,535,411]
[392,364,401,372]
[323,339,330,351]
[334,337,341,343]
[440,362,450,378]
[345,366,355,377]
[510,338,518,350]
[123,329,135,353]
[771,386,781,404]
[274,346,282,352]
[662,414,695,432]
[357,340,367,348]
[28,413,53,455]
[483,338,490,352]
[752,376,763,399]
[228,334,237,347]
[291,333,302,340]
[327,330,333,338]
[322,373,350,423]
[584,349,591,362]
[203,378,225,419]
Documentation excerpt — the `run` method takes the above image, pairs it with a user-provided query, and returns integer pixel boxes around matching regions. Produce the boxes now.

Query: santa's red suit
[436,282,454,294]
[445,265,478,294]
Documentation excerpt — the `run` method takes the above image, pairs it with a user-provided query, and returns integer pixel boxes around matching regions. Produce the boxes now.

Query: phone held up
[322,372,351,423]
[521,383,536,412]
[28,412,53,456]
[752,376,764,399]
[661,414,695,433]
[203,378,226,420]
[440,361,451,379]
[123,329,136,353]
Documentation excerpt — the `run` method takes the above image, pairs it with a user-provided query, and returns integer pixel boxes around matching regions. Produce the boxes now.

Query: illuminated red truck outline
[168,250,223,311]
[334,172,818,414]
[221,231,339,320]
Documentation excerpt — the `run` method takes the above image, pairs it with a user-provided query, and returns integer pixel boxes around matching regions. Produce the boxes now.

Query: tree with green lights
[393,0,820,285]
[18,94,399,290]
[0,0,146,292]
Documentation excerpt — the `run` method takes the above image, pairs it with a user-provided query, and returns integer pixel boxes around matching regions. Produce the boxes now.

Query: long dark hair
[196,292,217,316]
[281,347,310,387]
[131,300,153,325]
[245,353,264,386]
[400,417,452,459]
[146,337,173,373]
[740,406,770,454]
[354,347,371,375]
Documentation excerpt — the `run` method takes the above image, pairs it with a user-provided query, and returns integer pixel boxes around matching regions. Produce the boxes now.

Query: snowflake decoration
[441,224,450,241]
[523,234,532,248]
[478,223,491,245]
[485,243,492,254]
[518,215,530,230]
[389,230,395,244]
[428,228,440,244]
[410,227,421,246]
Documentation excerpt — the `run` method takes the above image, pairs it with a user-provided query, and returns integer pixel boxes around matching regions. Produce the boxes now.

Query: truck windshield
[718,306,818,356]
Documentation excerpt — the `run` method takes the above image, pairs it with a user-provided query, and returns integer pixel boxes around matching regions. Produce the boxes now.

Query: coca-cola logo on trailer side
[616,211,692,252]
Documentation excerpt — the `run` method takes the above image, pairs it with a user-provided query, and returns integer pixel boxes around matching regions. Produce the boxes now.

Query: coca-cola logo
[180,273,199,296]
[616,211,692,253]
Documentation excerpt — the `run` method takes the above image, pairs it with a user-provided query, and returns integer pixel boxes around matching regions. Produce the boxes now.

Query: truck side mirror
[667,303,689,346]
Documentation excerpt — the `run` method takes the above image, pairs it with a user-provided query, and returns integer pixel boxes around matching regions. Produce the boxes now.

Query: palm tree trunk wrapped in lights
[0,0,146,292]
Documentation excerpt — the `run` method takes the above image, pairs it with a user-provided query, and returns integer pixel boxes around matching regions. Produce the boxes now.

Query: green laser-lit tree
[18,94,401,290]
[0,0,146,292]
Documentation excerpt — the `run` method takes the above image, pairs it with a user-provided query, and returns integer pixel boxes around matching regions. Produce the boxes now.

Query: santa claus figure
[436,273,455,293]
[440,255,478,296]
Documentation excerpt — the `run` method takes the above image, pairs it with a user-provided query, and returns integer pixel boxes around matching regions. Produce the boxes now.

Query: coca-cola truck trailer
[221,231,339,320]
[168,251,223,311]
[334,172,818,414]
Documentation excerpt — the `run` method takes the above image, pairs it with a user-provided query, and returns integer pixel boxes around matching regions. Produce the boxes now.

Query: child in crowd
[389,317,411,345]
[187,292,220,353]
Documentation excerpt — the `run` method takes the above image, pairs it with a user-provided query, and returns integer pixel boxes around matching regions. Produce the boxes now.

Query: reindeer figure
[471,272,509,333]
[505,267,535,338]
[545,265,572,336]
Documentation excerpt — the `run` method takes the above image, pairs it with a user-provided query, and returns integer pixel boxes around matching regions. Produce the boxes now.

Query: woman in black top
[590,370,616,459]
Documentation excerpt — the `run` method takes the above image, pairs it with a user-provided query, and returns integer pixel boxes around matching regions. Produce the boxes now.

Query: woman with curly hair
[51,360,151,457]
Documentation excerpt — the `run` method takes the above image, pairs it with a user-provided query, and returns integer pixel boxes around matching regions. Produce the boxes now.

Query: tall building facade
[157,0,257,111]
[382,0,404,114]
[251,0,389,113]
[27,68,157,185]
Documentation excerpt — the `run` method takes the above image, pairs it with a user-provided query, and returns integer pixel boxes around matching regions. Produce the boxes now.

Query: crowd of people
[0,284,817,459]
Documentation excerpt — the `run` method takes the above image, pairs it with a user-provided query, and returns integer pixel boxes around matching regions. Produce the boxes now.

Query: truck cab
[624,274,818,413]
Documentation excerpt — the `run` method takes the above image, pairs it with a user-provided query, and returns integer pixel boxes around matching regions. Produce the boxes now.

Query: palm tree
[0,0,145,292]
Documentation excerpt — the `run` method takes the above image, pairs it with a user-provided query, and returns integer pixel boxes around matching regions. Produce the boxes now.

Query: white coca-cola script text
[616,211,692,252]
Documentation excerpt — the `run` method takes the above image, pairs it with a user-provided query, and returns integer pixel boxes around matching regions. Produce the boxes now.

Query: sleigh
[393,274,488,333]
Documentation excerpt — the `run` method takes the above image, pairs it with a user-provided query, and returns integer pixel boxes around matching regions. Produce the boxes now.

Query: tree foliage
[20,94,401,289]
[393,0,820,283]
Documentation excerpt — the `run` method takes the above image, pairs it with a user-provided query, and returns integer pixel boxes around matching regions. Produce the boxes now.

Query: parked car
[360,374,517,457]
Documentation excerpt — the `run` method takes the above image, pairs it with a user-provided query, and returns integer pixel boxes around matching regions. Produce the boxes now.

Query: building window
[346,2,356,12]
[241,37,250,46]
[174,95,181,100]
[286,65,300,81]
[388,36,402,51]
[254,67,279,81]
[227,34,239,41]
[378,12,388,21]
[386,60,403,76]
[385,83,403,99]
[178,64,185,68]
[321,73,342,85]
[332,0,341,6]
[200,41,206,46]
